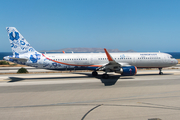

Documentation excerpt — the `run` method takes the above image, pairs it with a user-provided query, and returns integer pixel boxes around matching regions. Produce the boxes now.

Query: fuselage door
[163,56,167,63]
[132,57,136,63]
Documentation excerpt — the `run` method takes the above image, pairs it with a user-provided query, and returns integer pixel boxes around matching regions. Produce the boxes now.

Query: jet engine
[115,66,137,76]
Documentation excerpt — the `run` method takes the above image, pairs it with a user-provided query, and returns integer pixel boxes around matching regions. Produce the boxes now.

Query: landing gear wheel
[92,71,98,76]
[159,72,163,75]
[159,68,163,75]
[102,74,109,79]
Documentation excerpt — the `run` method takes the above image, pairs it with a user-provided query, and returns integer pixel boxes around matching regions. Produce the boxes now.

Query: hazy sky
[0,0,180,52]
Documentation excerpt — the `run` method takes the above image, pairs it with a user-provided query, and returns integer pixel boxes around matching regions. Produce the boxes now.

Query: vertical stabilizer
[6,27,37,56]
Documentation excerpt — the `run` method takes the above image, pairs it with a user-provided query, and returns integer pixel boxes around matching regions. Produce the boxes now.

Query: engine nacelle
[115,66,137,76]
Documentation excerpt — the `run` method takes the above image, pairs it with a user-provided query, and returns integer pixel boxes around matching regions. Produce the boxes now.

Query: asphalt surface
[0,69,180,120]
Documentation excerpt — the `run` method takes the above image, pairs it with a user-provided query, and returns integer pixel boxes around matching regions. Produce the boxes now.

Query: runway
[0,69,180,120]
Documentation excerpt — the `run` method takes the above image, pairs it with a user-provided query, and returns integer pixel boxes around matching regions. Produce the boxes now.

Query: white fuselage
[44,52,178,68]
[5,27,178,77]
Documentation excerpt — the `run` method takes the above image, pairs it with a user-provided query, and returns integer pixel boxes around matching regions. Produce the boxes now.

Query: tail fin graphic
[6,27,37,56]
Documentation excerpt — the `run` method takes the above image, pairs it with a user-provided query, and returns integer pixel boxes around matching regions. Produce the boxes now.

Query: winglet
[104,48,113,61]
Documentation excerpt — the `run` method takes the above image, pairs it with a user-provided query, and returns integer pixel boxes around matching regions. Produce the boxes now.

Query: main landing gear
[92,71,98,76]
[92,71,109,79]
[159,68,163,75]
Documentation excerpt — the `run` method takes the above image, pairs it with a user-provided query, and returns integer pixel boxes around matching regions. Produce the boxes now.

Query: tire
[92,71,98,76]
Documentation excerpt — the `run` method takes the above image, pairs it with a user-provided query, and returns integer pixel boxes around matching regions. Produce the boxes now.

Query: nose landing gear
[159,68,163,75]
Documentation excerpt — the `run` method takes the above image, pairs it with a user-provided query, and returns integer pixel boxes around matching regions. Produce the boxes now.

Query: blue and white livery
[4,27,178,79]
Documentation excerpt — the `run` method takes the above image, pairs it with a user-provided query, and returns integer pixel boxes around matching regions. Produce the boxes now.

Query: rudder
[6,27,37,56]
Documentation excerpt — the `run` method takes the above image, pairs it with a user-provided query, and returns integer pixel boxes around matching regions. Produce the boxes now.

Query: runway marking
[81,104,102,120]
[1,101,180,111]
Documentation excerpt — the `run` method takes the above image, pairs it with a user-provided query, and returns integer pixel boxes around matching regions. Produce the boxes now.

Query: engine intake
[115,66,137,76]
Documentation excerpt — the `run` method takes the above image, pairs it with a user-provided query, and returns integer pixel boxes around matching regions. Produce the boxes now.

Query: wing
[96,48,130,72]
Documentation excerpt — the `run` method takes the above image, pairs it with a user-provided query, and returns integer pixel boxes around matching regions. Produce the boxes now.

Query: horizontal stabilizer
[9,57,28,62]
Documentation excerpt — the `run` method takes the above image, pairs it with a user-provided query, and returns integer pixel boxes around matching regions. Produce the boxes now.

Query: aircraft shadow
[8,72,172,85]
[74,72,134,86]
[95,75,120,86]
[8,73,122,86]
[8,75,92,83]
[8,77,25,82]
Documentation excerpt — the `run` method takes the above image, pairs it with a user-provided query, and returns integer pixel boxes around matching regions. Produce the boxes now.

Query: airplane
[3,27,178,79]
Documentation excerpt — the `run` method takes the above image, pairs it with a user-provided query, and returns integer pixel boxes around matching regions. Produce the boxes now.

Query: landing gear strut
[159,68,163,75]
